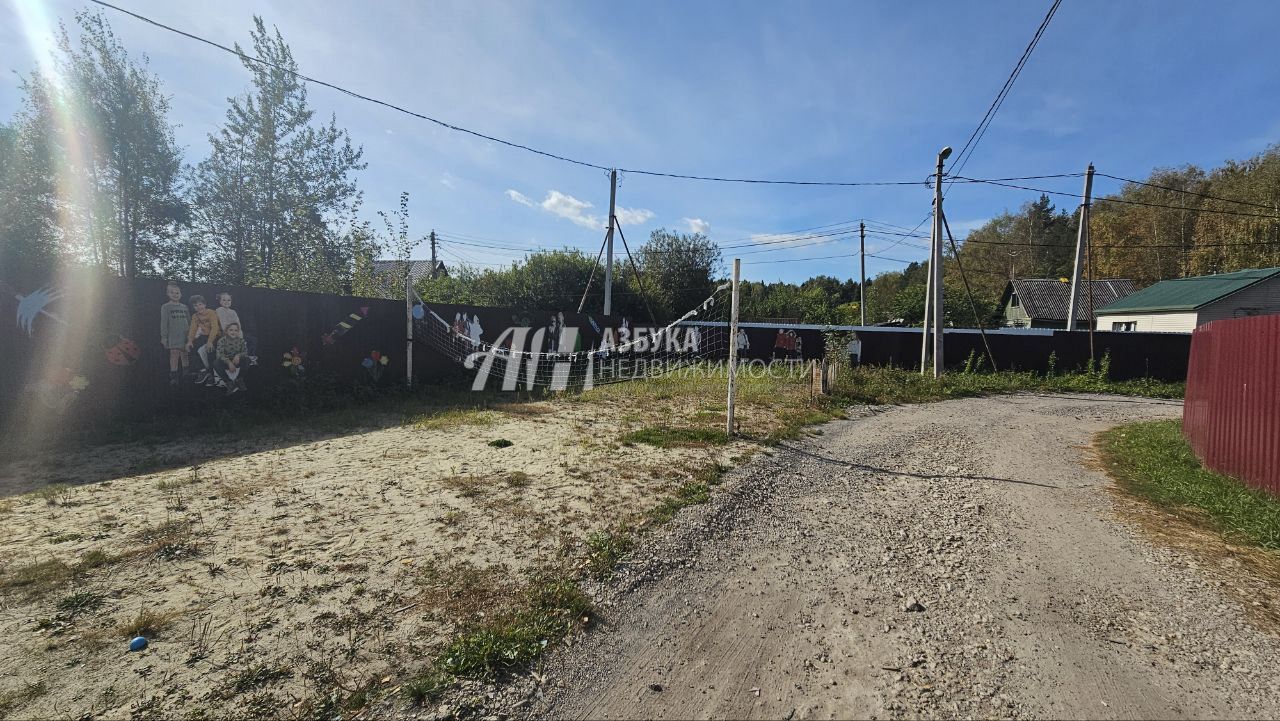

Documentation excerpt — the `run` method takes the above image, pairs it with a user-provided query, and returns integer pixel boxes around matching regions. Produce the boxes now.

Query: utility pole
[859,222,867,327]
[931,147,951,378]
[726,258,741,436]
[920,210,934,374]
[429,230,438,279]
[604,169,618,316]
[1065,164,1094,331]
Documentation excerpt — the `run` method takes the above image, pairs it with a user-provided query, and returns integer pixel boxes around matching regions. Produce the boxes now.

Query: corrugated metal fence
[1183,314,1280,496]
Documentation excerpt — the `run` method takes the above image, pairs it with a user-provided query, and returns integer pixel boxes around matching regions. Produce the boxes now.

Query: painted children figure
[160,281,190,386]
[214,292,240,333]
[186,294,221,385]
[215,291,256,367]
[215,322,248,395]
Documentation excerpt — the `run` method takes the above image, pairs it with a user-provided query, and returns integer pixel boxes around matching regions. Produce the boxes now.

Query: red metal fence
[1183,314,1280,496]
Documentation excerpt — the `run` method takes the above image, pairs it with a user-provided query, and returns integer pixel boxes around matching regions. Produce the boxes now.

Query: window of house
[1010,294,1020,308]
[1111,321,1136,332]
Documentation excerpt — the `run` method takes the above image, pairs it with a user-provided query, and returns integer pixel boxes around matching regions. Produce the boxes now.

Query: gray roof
[1003,278,1139,322]
[372,259,447,283]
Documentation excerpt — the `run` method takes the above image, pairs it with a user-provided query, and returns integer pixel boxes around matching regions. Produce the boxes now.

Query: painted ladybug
[104,334,141,366]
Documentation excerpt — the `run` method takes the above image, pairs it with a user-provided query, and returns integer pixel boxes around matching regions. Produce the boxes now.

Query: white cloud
[615,207,656,226]
[505,189,535,207]
[541,190,603,230]
[440,172,457,190]
[682,217,711,235]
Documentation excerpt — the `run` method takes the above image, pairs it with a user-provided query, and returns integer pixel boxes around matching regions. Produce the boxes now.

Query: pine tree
[189,16,365,289]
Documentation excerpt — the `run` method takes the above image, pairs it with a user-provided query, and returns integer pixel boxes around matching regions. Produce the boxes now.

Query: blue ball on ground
[129,636,147,652]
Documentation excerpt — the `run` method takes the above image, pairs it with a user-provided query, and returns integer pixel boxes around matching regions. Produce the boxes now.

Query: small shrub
[487,438,513,448]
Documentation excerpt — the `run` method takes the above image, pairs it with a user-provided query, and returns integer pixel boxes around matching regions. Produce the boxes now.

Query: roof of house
[1096,267,1280,314]
[372,259,447,283]
[1003,278,1139,322]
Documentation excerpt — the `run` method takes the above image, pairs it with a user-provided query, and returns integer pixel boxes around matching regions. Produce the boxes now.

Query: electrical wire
[954,176,1280,219]
[91,0,1085,189]
[947,0,1063,182]
[1094,172,1279,211]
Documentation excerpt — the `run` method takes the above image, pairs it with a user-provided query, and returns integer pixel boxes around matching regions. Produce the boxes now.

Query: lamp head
[938,146,953,161]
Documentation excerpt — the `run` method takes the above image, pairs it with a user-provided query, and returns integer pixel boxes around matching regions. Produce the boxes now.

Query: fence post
[726,258,741,437]
[405,273,413,389]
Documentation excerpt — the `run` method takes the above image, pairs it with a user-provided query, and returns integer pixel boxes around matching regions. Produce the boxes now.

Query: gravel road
[526,394,1280,720]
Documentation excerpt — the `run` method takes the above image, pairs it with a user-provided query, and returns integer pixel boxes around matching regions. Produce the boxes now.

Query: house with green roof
[1094,267,1280,333]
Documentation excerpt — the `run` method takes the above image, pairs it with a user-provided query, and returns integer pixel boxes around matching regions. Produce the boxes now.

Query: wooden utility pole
[604,170,618,316]
[726,258,741,437]
[429,230,438,279]
[1065,164,1094,331]
[859,222,867,327]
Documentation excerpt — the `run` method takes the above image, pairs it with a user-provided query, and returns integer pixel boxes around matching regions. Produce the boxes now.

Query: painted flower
[370,351,381,362]
[379,355,389,366]
[69,375,89,391]
[361,357,374,369]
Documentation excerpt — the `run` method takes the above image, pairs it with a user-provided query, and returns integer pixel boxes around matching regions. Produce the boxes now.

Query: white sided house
[1094,267,1280,333]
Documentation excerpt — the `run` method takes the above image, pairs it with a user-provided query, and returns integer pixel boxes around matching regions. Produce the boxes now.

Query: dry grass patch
[407,408,500,431]
[439,475,488,499]
[118,607,184,638]
[0,681,48,716]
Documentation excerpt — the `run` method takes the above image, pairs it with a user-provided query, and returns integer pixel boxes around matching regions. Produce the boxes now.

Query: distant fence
[1183,315,1280,496]
[851,327,1191,381]
[687,323,1190,381]
[0,270,622,444]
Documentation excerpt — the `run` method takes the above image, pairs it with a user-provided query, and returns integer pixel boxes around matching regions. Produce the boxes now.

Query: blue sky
[5,0,1280,285]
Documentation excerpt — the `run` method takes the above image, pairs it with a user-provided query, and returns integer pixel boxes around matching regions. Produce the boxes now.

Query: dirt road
[529,394,1280,720]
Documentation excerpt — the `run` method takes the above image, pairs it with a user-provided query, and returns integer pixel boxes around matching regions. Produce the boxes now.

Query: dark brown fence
[848,327,1191,381]
[0,270,621,447]
[1183,314,1280,496]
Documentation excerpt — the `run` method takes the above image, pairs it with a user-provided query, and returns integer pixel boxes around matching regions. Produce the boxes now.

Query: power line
[87,0,612,172]
[948,0,1063,181]
[953,176,1280,219]
[741,253,854,265]
[92,0,1085,190]
[1094,172,1279,211]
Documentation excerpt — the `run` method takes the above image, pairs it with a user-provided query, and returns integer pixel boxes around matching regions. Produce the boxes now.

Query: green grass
[833,365,1183,406]
[404,574,591,705]
[649,480,712,525]
[622,426,730,448]
[1099,420,1280,550]
[585,528,635,580]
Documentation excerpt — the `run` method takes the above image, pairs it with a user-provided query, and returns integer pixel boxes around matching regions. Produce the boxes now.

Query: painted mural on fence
[0,271,410,445]
[0,271,639,439]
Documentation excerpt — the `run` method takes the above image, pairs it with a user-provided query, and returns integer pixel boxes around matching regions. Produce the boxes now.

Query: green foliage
[649,481,712,525]
[188,16,367,290]
[487,438,513,448]
[1099,420,1280,550]
[738,274,861,324]
[585,528,635,580]
[437,575,590,679]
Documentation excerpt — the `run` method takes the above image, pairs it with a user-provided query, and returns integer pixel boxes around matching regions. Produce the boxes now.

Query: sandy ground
[0,392,754,720]
[526,394,1280,720]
